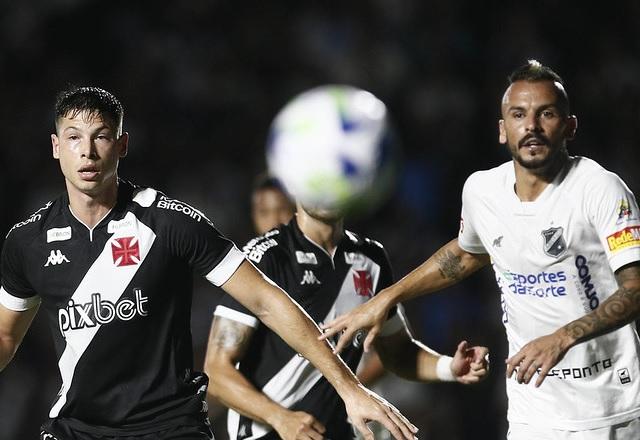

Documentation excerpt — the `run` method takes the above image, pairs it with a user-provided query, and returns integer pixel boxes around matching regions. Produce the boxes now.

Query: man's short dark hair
[55,86,124,134]
[508,60,570,113]
[253,173,289,195]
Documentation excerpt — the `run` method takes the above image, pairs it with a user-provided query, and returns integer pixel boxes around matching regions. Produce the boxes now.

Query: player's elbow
[204,355,234,399]
[0,336,20,372]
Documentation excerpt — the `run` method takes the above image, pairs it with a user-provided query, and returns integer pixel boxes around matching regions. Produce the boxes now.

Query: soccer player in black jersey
[204,201,490,440]
[0,87,418,440]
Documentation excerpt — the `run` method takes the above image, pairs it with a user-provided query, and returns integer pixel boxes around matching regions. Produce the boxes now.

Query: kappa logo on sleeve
[607,226,640,252]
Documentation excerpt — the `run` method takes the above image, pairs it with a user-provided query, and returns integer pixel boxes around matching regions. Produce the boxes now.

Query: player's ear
[498,119,507,144]
[51,134,60,159]
[118,132,129,158]
[565,115,577,140]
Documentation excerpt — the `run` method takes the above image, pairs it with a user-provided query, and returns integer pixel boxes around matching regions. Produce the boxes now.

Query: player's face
[52,111,128,199]
[499,80,577,172]
[251,188,294,234]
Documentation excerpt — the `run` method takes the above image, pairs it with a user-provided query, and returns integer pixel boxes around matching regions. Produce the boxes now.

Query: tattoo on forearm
[435,250,466,281]
[211,319,252,350]
[565,266,640,342]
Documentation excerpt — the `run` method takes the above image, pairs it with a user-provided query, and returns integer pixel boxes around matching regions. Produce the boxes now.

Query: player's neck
[66,181,119,228]
[513,155,568,202]
[296,211,344,255]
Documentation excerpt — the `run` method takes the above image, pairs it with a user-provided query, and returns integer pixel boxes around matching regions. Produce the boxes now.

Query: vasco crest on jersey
[541,226,567,258]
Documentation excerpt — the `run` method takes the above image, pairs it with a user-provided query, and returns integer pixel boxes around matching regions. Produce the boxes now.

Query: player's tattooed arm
[207,315,254,358]
[564,262,640,345]
[435,249,466,282]
[432,239,490,284]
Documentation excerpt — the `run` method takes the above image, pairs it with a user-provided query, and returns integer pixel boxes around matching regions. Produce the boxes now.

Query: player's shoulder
[126,181,214,227]
[4,196,63,243]
[567,156,626,187]
[464,161,512,192]
[343,229,388,260]
[242,226,287,264]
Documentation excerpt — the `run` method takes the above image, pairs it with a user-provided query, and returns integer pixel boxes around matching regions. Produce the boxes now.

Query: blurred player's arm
[374,312,489,384]
[322,239,490,353]
[205,315,326,439]
[507,262,640,387]
[221,260,417,440]
[0,304,38,371]
[356,350,386,386]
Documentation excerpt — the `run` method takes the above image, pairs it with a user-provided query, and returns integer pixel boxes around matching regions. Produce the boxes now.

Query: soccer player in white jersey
[320,60,640,439]
[0,86,418,440]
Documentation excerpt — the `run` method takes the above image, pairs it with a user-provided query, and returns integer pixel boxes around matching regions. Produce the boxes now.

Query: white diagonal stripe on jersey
[228,354,323,439]
[227,254,383,440]
[325,255,381,324]
[49,212,156,418]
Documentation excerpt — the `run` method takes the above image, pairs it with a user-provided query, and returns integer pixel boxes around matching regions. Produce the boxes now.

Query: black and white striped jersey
[0,180,245,436]
[214,218,401,440]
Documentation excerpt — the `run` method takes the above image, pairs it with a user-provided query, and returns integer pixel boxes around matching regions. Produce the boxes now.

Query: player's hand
[343,384,417,440]
[451,340,490,384]
[505,330,572,387]
[319,294,392,354]
[270,409,326,440]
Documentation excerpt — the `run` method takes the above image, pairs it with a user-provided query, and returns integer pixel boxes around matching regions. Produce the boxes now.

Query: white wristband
[436,355,455,382]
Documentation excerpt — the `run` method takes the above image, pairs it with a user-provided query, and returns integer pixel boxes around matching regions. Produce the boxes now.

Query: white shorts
[507,417,640,440]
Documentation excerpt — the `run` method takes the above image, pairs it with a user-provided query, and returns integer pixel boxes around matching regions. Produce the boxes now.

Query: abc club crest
[541,227,567,258]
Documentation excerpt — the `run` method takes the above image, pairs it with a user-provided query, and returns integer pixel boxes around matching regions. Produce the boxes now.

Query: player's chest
[283,250,382,309]
[27,214,162,303]
[474,195,594,266]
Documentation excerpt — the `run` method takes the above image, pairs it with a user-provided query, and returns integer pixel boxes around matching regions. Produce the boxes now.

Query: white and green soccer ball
[266,85,397,216]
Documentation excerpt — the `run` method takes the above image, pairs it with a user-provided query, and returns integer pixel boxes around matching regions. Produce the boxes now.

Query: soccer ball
[266,85,397,216]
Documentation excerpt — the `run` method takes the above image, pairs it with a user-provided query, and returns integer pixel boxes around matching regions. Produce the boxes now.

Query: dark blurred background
[1,1,639,439]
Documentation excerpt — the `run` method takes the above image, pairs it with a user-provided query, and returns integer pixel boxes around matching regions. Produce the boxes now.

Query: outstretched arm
[507,262,640,387]
[204,315,327,440]
[375,319,489,384]
[221,260,417,440]
[0,304,38,372]
[320,239,490,353]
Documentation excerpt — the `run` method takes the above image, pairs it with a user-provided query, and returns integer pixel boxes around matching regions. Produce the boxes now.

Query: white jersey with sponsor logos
[458,156,640,430]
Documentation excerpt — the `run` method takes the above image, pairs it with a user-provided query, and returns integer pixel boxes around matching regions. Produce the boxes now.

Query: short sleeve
[0,233,41,311]
[458,175,487,254]
[158,196,246,286]
[584,171,640,272]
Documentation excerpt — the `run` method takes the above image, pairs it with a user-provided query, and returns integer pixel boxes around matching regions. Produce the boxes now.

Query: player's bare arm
[507,262,640,387]
[205,315,327,440]
[374,323,489,384]
[320,239,490,353]
[0,304,38,371]
[221,260,418,440]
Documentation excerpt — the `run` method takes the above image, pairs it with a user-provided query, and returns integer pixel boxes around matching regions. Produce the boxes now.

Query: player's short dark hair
[508,59,570,113]
[54,86,124,133]
[253,173,288,195]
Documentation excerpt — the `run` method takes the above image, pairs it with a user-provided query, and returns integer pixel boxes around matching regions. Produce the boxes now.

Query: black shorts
[40,424,214,440]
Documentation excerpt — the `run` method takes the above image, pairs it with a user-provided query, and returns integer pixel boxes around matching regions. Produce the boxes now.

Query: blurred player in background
[250,174,295,236]
[249,172,387,391]
[204,85,489,440]
[0,86,418,440]
[204,198,489,440]
[321,60,640,439]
